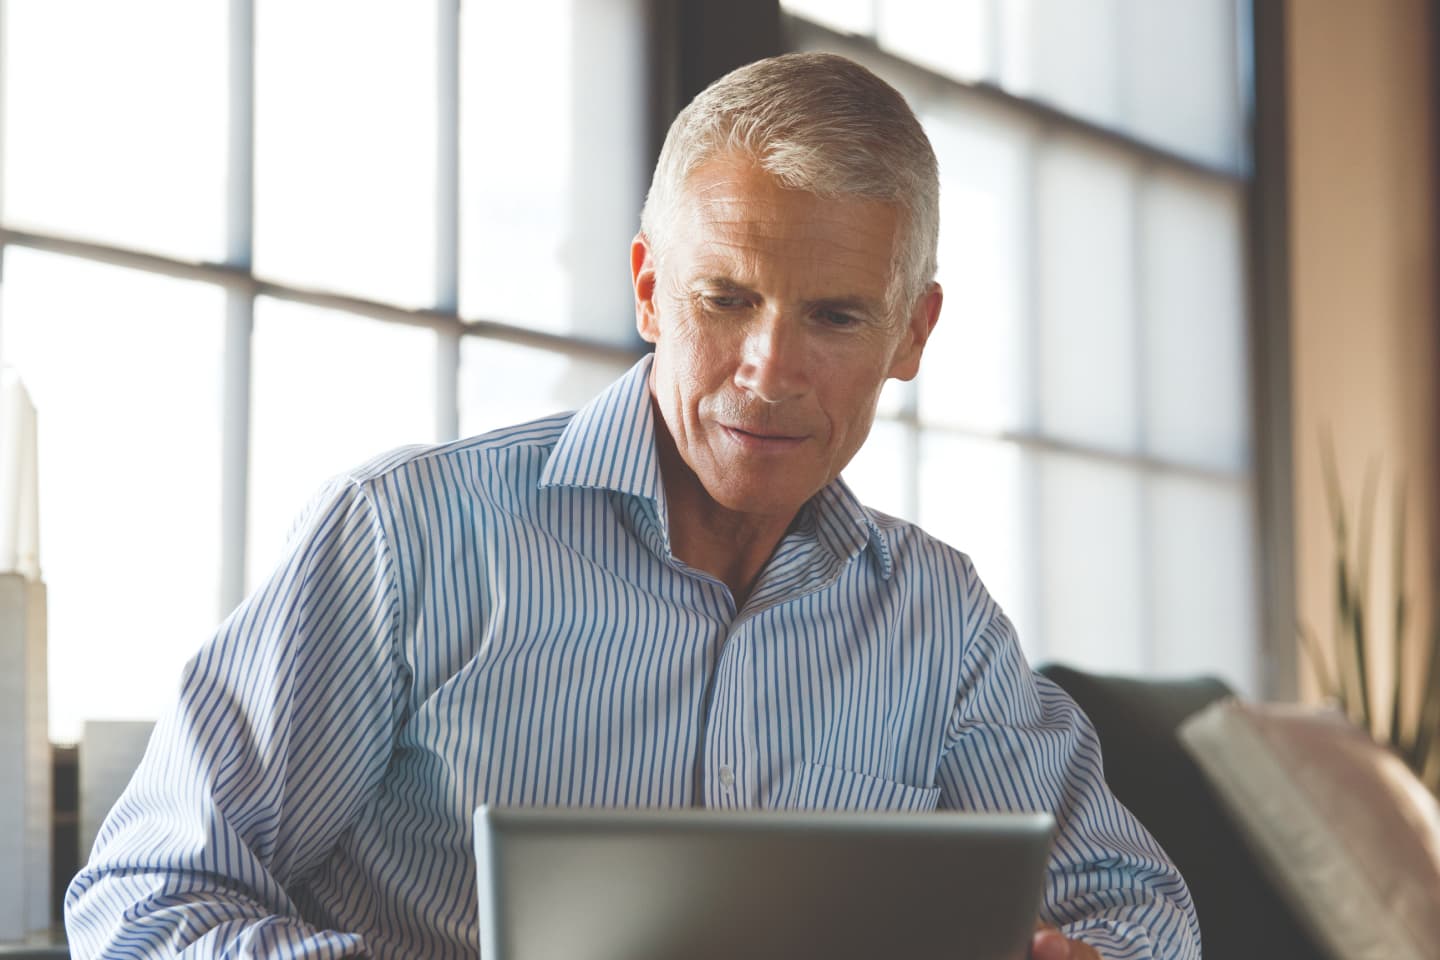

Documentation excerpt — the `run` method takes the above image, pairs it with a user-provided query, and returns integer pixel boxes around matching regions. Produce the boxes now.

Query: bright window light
[459,0,647,341]
[842,418,913,523]
[254,0,438,306]
[917,97,1034,435]
[458,339,633,440]
[1,248,225,742]
[2,0,228,261]
[246,297,437,589]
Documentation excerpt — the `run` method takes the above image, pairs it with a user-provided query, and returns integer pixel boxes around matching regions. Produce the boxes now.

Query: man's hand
[1031,924,1102,960]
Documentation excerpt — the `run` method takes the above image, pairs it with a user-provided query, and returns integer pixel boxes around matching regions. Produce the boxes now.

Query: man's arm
[936,600,1202,960]
[65,477,406,959]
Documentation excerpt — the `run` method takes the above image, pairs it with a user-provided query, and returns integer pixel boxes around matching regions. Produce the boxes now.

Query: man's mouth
[720,424,807,451]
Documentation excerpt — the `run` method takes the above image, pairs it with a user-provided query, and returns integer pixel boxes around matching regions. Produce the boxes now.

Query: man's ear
[888,282,942,382]
[632,232,660,344]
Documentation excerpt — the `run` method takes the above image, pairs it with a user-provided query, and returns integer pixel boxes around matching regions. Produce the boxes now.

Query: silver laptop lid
[475,806,1054,960]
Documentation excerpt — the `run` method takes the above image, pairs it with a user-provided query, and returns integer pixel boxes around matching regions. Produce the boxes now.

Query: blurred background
[0,0,1435,935]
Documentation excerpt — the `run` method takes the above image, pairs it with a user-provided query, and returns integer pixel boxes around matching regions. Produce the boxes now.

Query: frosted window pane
[1036,137,1139,451]
[1038,454,1144,671]
[876,378,911,419]
[1141,173,1249,471]
[1148,475,1257,695]
[458,339,633,438]
[2,1,227,261]
[917,99,1033,433]
[841,418,912,522]
[254,1,436,306]
[460,0,646,341]
[918,433,1037,657]
[1,249,224,742]
[1120,0,1242,169]
[780,0,876,35]
[878,0,991,82]
[1001,0,1122,129]
[247,299,436,587]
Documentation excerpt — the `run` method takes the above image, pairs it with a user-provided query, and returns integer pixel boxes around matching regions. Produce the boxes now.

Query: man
[67,53,1200,959]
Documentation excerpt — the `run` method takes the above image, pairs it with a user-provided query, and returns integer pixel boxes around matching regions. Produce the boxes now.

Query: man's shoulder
[340,410,576,491]
[862,505,976,575]
[853,503,1004,633]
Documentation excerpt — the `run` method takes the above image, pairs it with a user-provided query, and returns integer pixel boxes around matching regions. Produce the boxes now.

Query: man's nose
[733,314,809,403]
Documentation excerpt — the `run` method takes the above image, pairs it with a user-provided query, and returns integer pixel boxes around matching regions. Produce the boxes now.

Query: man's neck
[652,414,796,610]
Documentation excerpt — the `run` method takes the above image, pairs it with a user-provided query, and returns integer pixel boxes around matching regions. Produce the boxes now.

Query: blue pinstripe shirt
[66,356,1200,959]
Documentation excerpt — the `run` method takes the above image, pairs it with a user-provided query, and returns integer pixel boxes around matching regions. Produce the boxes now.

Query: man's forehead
[656,153,904,301]
[678,226,896,296]
[675,193,898,258]
[679,153,898,222]
[676,241,890,292]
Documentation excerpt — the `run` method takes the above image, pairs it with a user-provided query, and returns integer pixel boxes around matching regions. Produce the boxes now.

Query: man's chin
[699,477,818,521]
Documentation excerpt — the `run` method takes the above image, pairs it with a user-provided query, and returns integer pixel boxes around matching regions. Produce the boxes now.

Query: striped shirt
[66,355,1200,959]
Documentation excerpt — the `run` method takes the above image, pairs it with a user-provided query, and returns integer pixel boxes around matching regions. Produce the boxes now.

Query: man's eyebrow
[804,294,885,317]
[693,276,751,292]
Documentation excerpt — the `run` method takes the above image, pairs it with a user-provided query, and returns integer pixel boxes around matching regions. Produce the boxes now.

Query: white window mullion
[220,0,255,616]
[435,0,460,442]
[1132,164,1154,673]
[1,0,8,377]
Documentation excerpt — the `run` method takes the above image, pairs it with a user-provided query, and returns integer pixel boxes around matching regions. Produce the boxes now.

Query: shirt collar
[805,475,895,580]
[538,354,662,503]
[538,353,893,579]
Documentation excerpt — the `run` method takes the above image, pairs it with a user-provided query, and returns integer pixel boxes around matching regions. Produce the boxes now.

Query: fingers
[1030,926,1073,960]
[1031,925,1103,960]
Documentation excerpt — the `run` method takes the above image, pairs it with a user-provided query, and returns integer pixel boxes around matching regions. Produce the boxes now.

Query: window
[1,0,645,742]
[792,1,1260,692]
[3,0,1260,744]
[0,250,226,737]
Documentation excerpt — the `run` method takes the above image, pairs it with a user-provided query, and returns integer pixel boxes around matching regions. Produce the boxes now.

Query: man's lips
[720,424,808,451]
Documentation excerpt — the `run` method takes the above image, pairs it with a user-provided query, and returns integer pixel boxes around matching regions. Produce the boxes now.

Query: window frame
[774,4,1291,694]
[0,0,1295,696]
[0,0,646,619]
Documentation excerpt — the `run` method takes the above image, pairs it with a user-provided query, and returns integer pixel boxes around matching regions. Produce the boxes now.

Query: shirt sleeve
[934,607,1203,960]
[64,476,407,959]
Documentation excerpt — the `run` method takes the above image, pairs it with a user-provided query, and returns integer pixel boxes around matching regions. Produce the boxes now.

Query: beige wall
[1287,0,1437,729]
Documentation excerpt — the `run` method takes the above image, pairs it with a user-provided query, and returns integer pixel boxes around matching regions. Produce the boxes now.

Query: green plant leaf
[1352,597,1372,735]
[1312,433,1435,784]
[1412,620,1440,786]
[1390,477,1408,749]
[1334,555,1357,719]
[1320,428,1347,546]
[1354,458,1379,735]
[1297,621,1338,699]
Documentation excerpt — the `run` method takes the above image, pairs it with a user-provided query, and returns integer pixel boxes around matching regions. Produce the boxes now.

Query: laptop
[475,806,1054,960]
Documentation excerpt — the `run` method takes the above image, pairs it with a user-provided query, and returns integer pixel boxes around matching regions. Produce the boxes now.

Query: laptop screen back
[475,806,1054,960]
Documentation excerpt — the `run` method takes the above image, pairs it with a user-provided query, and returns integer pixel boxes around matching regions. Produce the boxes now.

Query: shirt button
[719,765,735,788]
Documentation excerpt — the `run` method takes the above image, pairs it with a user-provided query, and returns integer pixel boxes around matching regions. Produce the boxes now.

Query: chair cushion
[1180,699,1440,960]
[1038,664,1324,959]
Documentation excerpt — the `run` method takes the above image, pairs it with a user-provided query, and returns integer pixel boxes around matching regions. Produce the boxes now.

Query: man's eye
[704,295,746,309]
[819,310,859,328]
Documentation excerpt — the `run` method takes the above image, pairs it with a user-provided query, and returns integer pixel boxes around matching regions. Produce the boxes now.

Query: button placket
[700,611,744,808]
[737,621,759,807]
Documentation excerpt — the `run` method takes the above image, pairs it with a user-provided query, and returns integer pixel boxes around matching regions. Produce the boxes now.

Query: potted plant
[1299,432,1440,792]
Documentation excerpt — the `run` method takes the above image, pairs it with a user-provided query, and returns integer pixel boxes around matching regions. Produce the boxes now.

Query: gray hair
[639,52,940,315]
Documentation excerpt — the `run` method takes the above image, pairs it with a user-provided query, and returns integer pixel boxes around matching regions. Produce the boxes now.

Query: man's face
[632,152,941,523]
